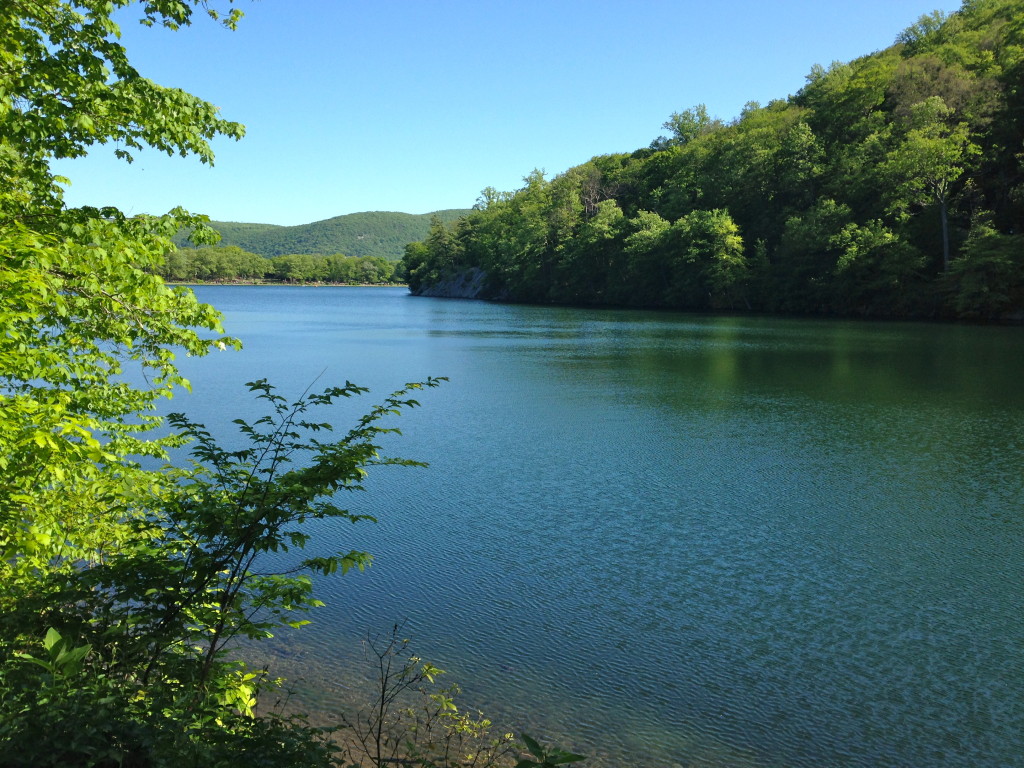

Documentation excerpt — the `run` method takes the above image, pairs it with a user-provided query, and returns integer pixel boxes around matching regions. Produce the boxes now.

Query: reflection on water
[174,287,1024,768]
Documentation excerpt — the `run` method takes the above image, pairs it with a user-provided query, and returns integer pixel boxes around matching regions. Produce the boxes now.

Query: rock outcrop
[413,268,492,299]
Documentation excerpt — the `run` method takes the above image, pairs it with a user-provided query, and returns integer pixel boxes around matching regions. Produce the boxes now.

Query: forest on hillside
[176,209,471,259]
[403,0,1024,321]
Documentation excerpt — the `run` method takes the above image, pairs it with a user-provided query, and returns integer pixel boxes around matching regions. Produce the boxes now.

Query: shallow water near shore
[173,285,1024,767]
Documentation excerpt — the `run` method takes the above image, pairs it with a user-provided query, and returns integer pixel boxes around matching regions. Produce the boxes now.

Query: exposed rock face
[413,268,492,299]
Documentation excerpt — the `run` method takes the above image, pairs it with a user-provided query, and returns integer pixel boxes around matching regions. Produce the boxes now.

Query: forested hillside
[178,209,470,259]
[403,0,1024,320]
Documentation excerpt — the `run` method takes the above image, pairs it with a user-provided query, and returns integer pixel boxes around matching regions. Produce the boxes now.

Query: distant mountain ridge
[175,209,472,259]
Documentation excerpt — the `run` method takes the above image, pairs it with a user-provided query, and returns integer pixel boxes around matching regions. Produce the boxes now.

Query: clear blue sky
[51,0,964,226]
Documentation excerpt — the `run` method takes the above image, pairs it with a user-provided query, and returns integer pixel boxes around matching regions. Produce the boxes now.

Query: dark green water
[177,286,1024,767]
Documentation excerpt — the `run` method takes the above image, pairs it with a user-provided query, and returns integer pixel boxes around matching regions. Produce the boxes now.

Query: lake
[173,285,1024,767]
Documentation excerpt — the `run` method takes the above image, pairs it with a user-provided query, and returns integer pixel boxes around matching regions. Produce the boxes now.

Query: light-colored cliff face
[413,268,492,299]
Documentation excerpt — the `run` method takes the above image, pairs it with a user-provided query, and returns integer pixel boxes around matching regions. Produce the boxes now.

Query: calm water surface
[175,286,1024,768]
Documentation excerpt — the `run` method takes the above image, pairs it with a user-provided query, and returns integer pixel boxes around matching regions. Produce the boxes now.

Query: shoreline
[167,280,408,288]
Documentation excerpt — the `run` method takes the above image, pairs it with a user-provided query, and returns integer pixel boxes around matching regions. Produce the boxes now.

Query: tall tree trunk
[940,197,950,271]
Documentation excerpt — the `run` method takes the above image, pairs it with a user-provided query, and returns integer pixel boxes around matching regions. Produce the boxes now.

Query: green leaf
[42,627,62,653]
[521,733,544,759]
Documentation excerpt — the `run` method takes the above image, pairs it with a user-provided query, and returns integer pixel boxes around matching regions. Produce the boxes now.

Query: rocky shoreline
[411,268,496,300]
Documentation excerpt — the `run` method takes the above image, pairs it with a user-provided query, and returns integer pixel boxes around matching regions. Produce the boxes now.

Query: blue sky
[52,0,964,226]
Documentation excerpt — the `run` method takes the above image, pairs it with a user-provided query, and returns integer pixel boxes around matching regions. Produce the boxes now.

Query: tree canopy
[404,0,1024,320]
[157,244,400,284]
[1,0,244,566]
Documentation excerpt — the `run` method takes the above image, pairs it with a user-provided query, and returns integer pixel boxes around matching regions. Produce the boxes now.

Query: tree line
[403,0,1024,320]
[158,245,400,284]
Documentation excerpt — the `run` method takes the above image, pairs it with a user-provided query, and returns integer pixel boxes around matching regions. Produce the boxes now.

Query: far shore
[167,280,408,288]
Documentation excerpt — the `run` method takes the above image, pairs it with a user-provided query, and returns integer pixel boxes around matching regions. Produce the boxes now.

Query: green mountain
[177,209,472,259]
[403,0,1024,321]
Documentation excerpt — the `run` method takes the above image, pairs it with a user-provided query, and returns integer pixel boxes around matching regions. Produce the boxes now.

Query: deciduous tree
[883,96,980,269]
[0,4,445,766]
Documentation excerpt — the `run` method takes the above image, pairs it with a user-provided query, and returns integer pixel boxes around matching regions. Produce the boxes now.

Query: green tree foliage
[0,3,449,766]
[896,10,951,50]
[649,104,724,150]
[945,215,1024,317]
[270,252,329,283]
[553,199,624,303]
[403,0,1024,320]
[831,219,925,314]
[153,245,398,284]
[324,253,396,284]
[160,244,269,280]
[882,96,981,269]
[1,0,244,575]
[1,378,445,767]
[620,210,671,305]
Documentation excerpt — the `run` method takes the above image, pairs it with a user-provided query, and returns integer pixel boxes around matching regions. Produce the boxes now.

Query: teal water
[175,286,1024,767]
